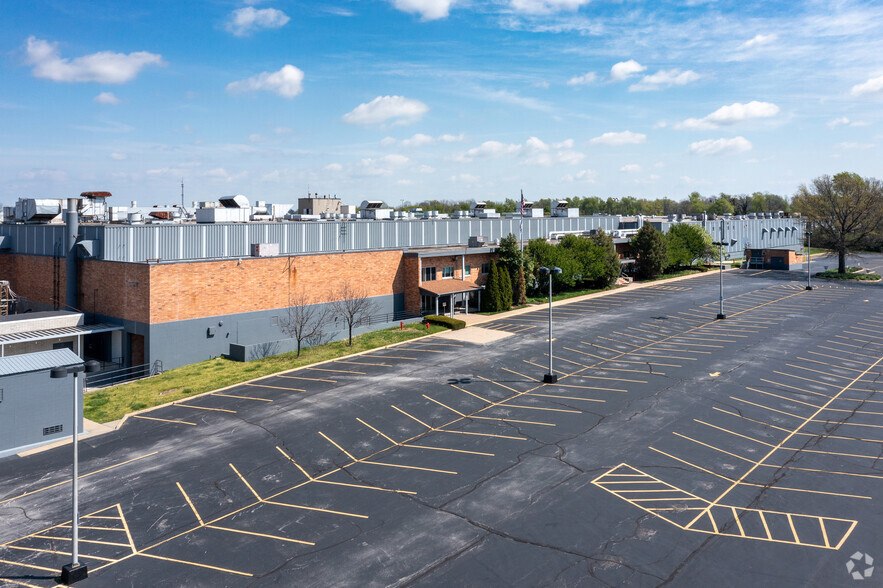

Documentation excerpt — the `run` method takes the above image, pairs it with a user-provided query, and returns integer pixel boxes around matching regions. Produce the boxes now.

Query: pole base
[61,563,88,584]
[716,313,726,320]
[805,286,813,290]
[543,373,558,384]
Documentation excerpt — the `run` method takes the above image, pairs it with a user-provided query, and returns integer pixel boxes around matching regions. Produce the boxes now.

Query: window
[481,263,490,274]
[421,295,434,313]
[421,267,436,281]
[442,267,454,279]
[464,265,471,277]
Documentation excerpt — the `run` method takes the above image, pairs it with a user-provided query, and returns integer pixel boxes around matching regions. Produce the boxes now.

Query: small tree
[666,223,714,268]
[331,281,378,346]
[632,224,668,279]
[277,290,329,357]
[513,267,527,305]
[497,262,513,311]
[482,261,501,311]
[589,229,621,287]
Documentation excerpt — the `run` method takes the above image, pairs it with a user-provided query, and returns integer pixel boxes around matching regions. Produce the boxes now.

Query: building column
[435,296,439,316]
[465,293,469,316]
[450,294,454,318]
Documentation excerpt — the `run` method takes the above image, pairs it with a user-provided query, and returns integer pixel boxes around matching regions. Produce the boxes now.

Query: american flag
[519,189,524,256]
[520,189,525,216]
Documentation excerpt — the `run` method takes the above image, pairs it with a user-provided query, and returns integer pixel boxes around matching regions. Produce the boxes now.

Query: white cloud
[477,88,553,112]
[454,140,521,162]
[555,150,585,165]
[397,179,413,186]
[18,168,67,182]
[438,133,464,142]
[522,136,584,166]
[94,91,120,105]
[567,71,597,86]
[226,64,304,99]
[590,130,646,146]
[851,74,883,96]
[248,133,266,143]
[342,95,428,127]
[510,0,592,15]
[629,69,700,91]
[324,163,343,172]
[610,59,645,81]
[836,141,875,149]
[525,136,549,151]
[380,136,397,146]
[274,126,292,135]
[675,101,780,130]
[400,133,435,148]
[451,173,480,183]
[688,136,752,156]
[620,164,641,173]
[109,152,127,160]
[25,36,165,84]
[226,7,290,36]
[389,0,454,21]
[382,154,410,165]
[737,34,777,51]
[418,164,435,174]
[563,169,597,183]
[553,139,574,149]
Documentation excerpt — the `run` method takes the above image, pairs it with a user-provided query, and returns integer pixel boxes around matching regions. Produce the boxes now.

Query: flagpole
[519,189,524,264]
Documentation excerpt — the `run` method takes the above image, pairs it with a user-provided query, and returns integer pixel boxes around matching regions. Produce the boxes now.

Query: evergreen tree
[497,262,513,311]
[513,267,527,305]
[631,224,668,279]
[482,261,501,311]
[589,229,621,287]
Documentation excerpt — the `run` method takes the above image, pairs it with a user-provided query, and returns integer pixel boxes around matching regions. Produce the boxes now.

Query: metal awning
[0,323,123,346]
[419,280,483,296]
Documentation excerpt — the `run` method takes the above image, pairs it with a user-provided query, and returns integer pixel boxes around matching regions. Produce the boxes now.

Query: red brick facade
[1,248,497,324]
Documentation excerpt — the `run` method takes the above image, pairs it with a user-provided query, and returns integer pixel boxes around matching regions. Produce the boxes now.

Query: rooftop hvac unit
[22,199,63,223]
[551,200,577,218]
[361,200,383,210]
[218,194,250,209]
[520,201,544,218]
[470,202,487,214]
[468,236,487,248]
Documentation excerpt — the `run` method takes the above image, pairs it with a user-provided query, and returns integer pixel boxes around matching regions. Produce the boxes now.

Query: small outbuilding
[746,248,805,270]
[0,348,84,458]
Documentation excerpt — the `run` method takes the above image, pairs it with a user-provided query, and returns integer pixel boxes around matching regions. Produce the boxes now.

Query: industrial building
[0,193,804,371]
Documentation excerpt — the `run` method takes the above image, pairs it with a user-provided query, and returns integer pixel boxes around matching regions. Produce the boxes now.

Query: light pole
[538,266,562,383]
[51,359,100,585]
[711,238,737,320]
[805,224,814,290]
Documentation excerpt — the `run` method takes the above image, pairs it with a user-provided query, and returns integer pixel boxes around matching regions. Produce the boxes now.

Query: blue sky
[2,0,882,208]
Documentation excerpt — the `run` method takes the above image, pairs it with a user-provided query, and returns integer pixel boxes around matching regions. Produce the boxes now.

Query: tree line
[400,191,791,217]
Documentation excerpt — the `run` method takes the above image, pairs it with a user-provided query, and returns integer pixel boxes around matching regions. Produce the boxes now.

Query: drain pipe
[65,198,79,311]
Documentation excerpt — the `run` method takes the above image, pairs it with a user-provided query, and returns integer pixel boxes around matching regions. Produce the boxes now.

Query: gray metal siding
[0,216,803,263]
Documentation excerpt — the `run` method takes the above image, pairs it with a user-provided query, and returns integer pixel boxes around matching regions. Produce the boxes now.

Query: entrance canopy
[419,280,483,318]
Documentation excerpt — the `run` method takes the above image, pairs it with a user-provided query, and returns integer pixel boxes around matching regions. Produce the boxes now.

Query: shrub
[815,270,881,281]
[424,315,467,330]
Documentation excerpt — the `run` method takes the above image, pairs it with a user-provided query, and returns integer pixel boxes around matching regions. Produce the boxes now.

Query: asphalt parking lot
[2,257,882,587]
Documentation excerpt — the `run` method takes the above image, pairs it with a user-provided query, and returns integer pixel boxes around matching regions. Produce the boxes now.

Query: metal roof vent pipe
[65,198,79,311]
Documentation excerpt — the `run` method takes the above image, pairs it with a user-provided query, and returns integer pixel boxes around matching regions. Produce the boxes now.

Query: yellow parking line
[131,415,197,426]
[138,552,254,576]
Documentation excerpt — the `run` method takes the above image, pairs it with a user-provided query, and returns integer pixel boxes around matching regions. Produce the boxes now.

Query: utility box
[251,243,280,257]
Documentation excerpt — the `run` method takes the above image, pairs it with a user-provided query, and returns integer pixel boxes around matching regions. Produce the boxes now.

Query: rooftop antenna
[180,178,189,215]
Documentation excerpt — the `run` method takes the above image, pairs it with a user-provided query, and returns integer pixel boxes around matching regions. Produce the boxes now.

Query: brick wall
[0,254,64,310]
[149,250,405,323]
[80,259,150,323]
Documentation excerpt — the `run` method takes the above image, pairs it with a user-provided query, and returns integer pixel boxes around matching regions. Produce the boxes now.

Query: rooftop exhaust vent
[218,194,249,209]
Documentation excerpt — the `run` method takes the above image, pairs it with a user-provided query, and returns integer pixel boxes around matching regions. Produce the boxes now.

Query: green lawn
[84,322,447,423]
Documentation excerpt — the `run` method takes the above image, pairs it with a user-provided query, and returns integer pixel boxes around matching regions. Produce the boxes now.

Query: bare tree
[278,289,329,357]
[793,172,883,273]
[331,281,378,346]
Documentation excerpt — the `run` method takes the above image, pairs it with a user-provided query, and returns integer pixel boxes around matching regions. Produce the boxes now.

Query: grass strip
[85,322,447,423]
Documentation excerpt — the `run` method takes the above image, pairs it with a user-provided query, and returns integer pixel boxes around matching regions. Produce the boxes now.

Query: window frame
[442,266,454,279]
